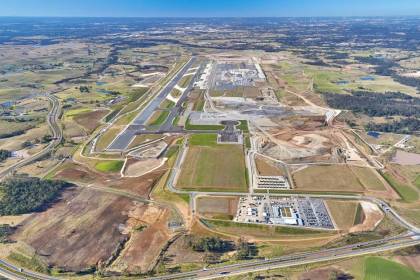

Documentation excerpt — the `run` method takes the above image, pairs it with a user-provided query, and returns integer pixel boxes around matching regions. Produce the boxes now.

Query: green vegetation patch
[382,172,419,203]
[415,175,420,189]
[354,203,365,225]
[0,149,12,162]
[189,133,217,146]
[364,257,420,280]
[8,252,49,274]
[0,224,14,243]
[95,160,124,173]
[148,110,170,126]
[237,120,249,132]
[0,177,70,215]
[185,118,224,131]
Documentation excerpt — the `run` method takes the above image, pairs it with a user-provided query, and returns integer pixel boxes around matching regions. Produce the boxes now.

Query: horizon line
[0,15,420,19]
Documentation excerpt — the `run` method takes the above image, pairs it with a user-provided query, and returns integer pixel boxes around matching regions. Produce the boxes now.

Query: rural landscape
[0,7,419,280]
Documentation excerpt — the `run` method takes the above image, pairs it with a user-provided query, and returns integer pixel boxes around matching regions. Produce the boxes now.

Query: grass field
[147,110,170,126]
[185,119,224,131]
[364,257,420,280]
[201,219,334,239]
[350,166,386,191]
[293,165,365,193]
[189,133,217,146]
[95,160,124,173]
[382,172,419,203]
[177,144,247,192]
[95,127,122,151]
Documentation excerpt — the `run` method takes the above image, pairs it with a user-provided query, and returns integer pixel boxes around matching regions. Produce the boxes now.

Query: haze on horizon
[1,0,420,18]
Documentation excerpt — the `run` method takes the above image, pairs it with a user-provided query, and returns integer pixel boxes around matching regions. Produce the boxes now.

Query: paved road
[108,58,196,151]
[0,94,62,179]
[0,93,64,279]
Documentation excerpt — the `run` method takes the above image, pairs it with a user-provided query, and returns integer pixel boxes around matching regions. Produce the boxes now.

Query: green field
[95,160,124,173]
[189,133,217,146]
[148,110,170,126]
[185,118,224,131]
[382,173,419,203]
[415,175,420,189]
[364,257,420,280]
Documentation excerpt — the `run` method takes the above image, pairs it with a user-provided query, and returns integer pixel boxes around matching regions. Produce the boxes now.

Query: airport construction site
[85,53,402,235]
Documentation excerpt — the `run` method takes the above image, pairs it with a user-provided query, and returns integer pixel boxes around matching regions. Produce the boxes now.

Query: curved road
[0,94,62,179]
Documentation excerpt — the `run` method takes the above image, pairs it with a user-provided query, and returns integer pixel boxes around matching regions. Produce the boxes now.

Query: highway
[0,94,62,179]
[146,235,420,280]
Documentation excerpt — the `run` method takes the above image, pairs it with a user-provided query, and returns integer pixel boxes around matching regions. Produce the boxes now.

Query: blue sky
[1,0,420,17]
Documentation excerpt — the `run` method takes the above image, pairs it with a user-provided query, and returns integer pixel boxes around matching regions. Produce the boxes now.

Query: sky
[1,0,420,17]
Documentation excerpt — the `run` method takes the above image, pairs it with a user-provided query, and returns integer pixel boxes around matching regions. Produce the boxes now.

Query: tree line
[0,176,72,215]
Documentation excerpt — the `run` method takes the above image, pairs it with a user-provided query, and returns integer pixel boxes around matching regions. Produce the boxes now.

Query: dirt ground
[13,188,134,271]
[263,116,343,163]
[109,204,173,273]
[396,255,420,272]
[55,161,164,197]
[299,267,346,280]
[196,196,239,219]
[163,235,205,266]
[255,155,285,176]
[124,158,165,177]
[349,202,384,233]
[73,109,108,133]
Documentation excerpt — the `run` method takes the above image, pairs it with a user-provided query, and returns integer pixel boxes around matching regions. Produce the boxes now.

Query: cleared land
[12,188,134,271]
[196,196,239,220]
[255,156,285,176]
[109,204,172,274]
[72,109,108,133]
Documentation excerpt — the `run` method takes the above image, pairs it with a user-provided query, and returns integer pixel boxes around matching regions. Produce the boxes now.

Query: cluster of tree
[0,129,25,139]
[41,134,53,143]
[0,149,12,162]
[236,240,258,260]
[0,224,14,243]
[79,86,90,93]
[0,176,71,215]
[392,74,420,91]
[323,91,420,118]
[355,56,420,90]
[365,118,420,134]
[189,237,233,253]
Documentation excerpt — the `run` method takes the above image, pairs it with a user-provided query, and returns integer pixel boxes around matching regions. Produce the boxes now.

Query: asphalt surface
[108,57,196,150]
